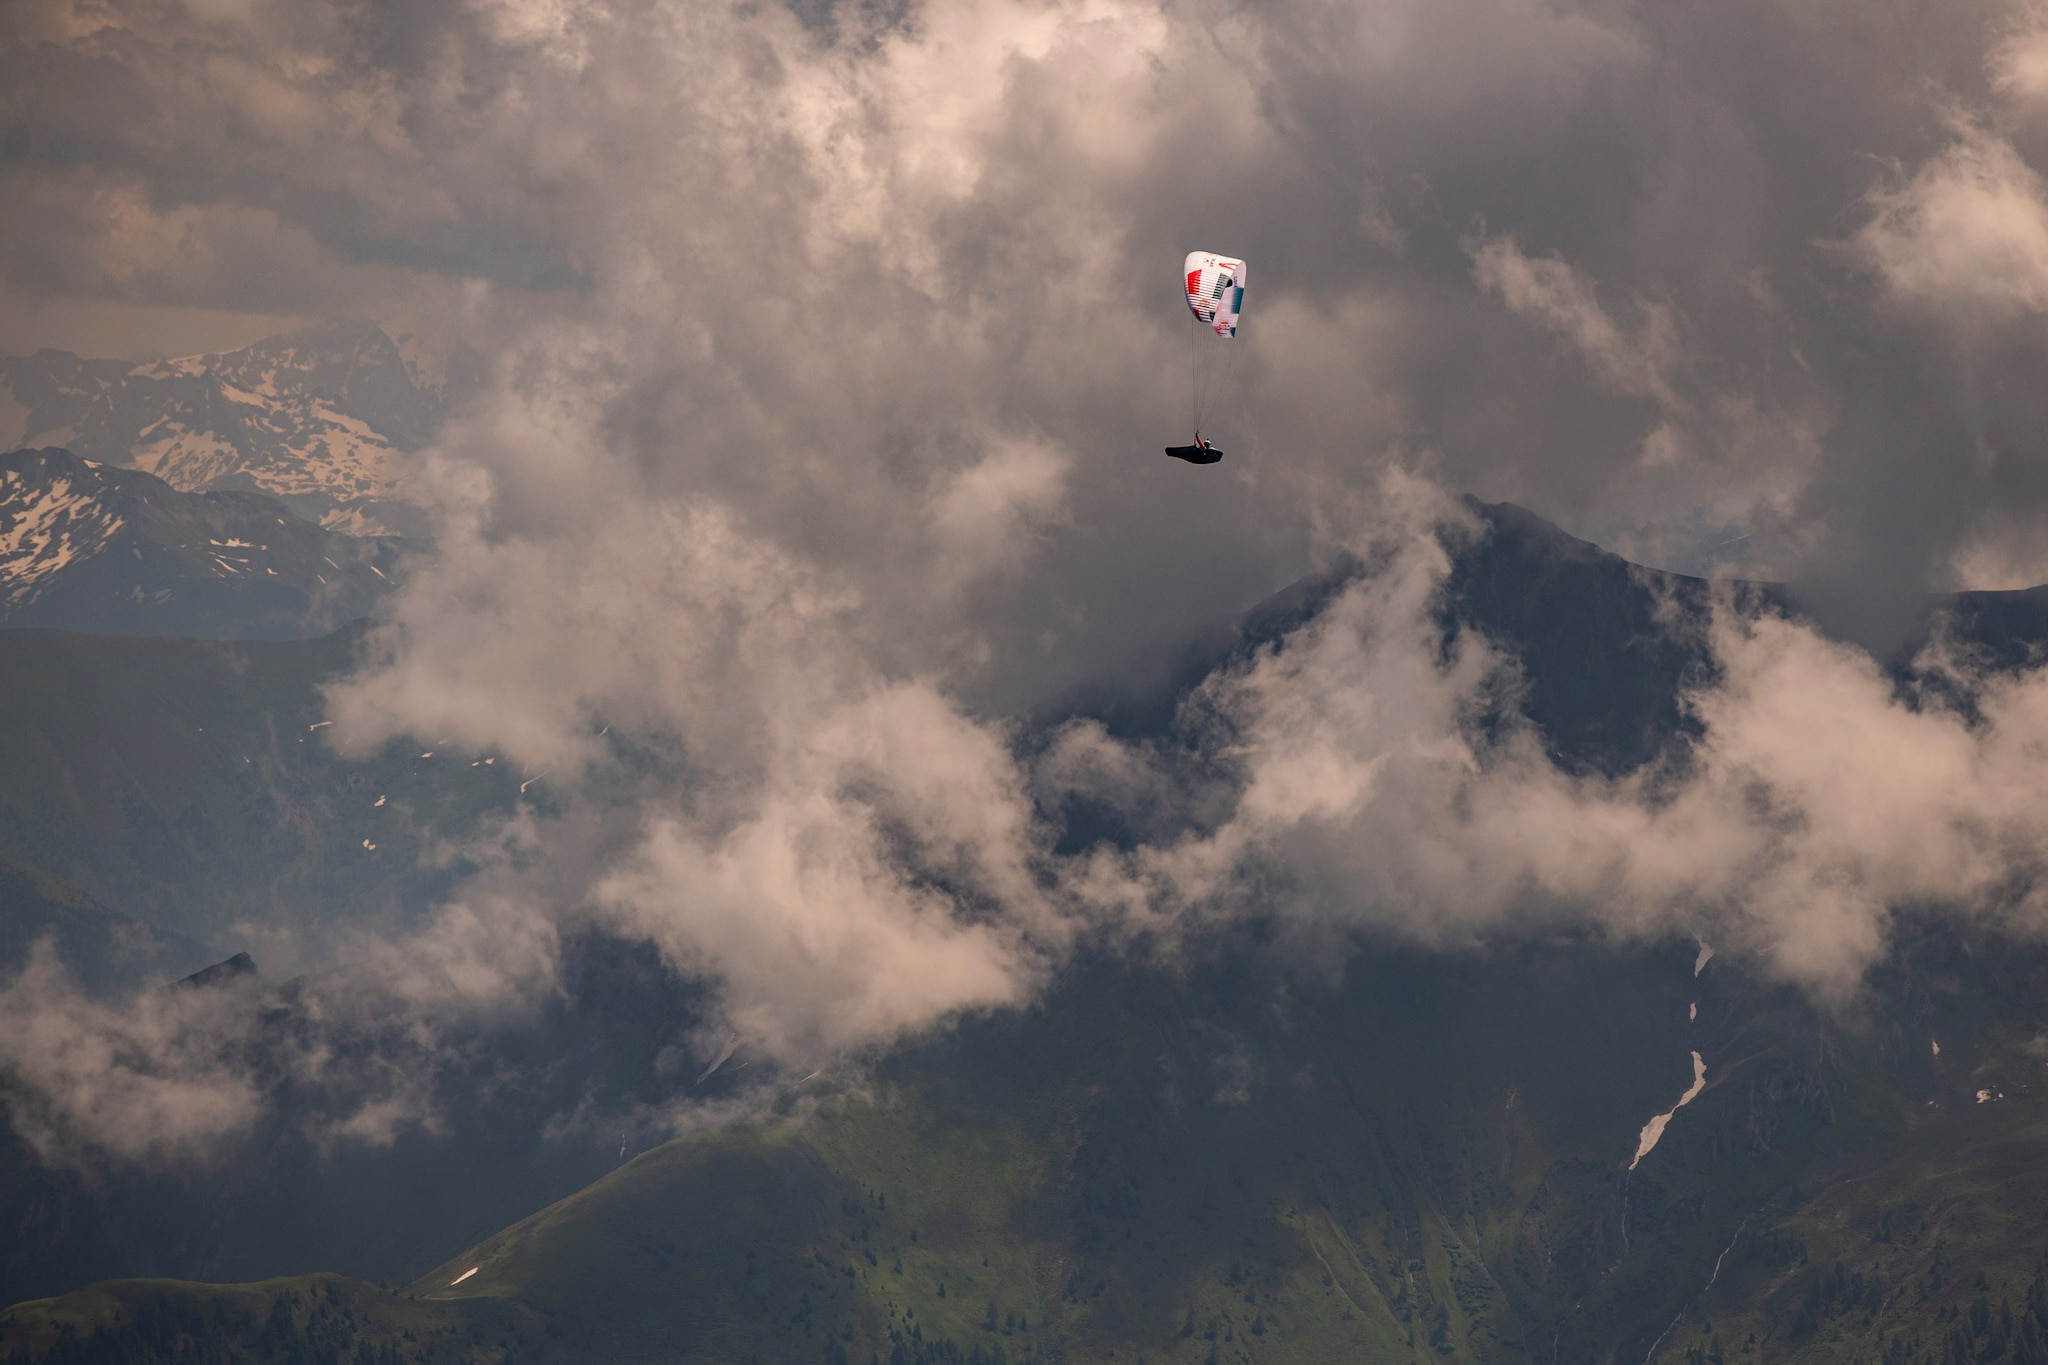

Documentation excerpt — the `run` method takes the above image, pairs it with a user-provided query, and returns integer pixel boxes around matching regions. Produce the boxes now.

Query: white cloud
[1061,473,2048,994]
[1951,506,2048,588]
[0,943,265,1166]
[926,435,1073,589]
[27,461,2048,1163]
[1472,235,1683,407]
[0,884,563,1168]
[1854,120,2048,318]
[1991,25,2048,106]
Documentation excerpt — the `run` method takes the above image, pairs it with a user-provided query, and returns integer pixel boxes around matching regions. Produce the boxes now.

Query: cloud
[18,0,2048,1169]
[1059,476,2048,995]
[317,327,1084,1070]
[1471,235,1682,407]
[1991,24,2048,107]
[1950,507,2048,589]
[926,435,1073,593]
[592,680,1064,1062]
[23,463,2048,1164]
[1854,119,2048,320]
[0,942,265,1166]
[5,0,2037,591]
[1468,235,1823,569]
[0,883,563,1169]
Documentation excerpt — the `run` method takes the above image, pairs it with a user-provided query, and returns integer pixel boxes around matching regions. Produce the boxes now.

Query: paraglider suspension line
[1189,327,1242,440]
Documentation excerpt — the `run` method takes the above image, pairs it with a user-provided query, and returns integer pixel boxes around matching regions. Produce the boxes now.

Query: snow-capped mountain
[0,321,442,537]
[0,447,401,638]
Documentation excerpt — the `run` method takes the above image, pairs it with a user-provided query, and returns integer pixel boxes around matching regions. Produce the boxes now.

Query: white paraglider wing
[1183,251,1246,337]
[1181,250,1246,443]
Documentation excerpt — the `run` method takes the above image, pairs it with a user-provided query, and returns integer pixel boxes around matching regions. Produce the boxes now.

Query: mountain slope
[11,926,2048,1364]
[0,854,213,998]
[390,933,1969,1365]
[0,1274,536,1365]
[0,934,716,1312]
[0,448,401,638]
[9,502,2048,1361]
[404,938,1720,1364]
[0,322,440,537]
[0,625,521,946]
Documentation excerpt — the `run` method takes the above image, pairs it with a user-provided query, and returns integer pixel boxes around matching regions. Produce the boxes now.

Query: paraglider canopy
[1168,251,1245,464]
[1184,251,1245,337]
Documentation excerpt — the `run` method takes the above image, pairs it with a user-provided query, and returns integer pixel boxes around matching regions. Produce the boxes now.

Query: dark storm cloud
[14,0,2048,1162]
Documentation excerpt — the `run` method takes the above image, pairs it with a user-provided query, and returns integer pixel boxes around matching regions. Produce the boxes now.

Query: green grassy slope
[0,1274,538,1365]
[1649,1104,2048,1365]
[376,933,2048,1358]
[382,936,2048,1364]
[9,931,2048,1364]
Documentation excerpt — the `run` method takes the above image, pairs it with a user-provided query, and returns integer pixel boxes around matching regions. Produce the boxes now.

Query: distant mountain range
[0,320,442,538]
[0,447,402,638]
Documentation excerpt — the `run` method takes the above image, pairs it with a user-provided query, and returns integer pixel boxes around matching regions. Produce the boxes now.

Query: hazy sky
[14,0,2048,1165]
[13,0,2048,607]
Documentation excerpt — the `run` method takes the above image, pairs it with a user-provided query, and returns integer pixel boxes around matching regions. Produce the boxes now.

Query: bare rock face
[176,952,257,990]
[0,321,442,538]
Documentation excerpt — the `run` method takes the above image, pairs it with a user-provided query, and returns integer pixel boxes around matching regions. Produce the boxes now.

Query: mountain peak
[0,322,439,537]
[176,952,257,990]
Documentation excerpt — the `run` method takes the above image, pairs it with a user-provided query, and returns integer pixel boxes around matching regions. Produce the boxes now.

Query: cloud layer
[23,471,2048,1168]
[13,0,2048,1165]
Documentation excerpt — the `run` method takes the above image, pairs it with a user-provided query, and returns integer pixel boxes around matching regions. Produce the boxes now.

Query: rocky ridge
[0,321,441,537]
[0,447,401,638]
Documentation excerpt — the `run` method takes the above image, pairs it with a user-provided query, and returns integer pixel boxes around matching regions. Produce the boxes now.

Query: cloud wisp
[1059,477,2048,992]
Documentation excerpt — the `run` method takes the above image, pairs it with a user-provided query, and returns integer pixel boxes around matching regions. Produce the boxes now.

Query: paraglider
[1165,435,1222,464]
[1167,250,1245,465]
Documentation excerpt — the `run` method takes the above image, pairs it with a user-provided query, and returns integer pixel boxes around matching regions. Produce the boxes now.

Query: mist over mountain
[0,855,211,1001]
[0,624,528,953]
[0,929,715,1311]
[5,503,2048,1363]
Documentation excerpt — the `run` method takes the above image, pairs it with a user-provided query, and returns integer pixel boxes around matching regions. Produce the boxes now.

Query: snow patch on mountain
[1629,1051,1707,1170]
[0,322,439,538]
[0,465,126,604]
[0,447,404,637]
[130,425,243,492]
